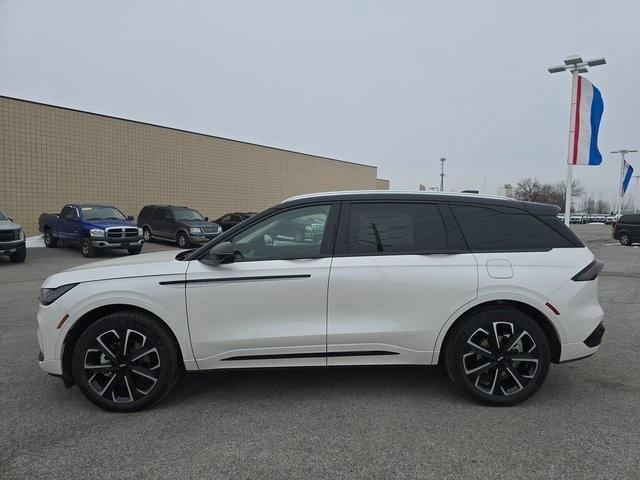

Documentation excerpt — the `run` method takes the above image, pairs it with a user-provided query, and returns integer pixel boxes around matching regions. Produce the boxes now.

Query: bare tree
[513,177,584,211]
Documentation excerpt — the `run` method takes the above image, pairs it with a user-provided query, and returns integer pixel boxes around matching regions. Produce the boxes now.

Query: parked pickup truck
[0,208,26,263]
[39,204,144,258]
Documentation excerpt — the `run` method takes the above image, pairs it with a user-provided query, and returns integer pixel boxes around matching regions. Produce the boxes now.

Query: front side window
[81,206,126,221]
[61,206,78,220]
[174,208,205,222]
[228,204,331,261]
[346,202,447,254]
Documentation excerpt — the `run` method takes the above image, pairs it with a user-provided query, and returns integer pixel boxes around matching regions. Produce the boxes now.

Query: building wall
[1,97,388,235]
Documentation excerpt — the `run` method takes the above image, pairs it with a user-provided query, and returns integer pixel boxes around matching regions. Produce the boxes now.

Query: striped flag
[568,75,604,165]
[621,160,635,196]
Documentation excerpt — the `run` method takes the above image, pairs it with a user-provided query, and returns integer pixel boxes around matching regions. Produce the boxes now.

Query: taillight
[572,259,604,281]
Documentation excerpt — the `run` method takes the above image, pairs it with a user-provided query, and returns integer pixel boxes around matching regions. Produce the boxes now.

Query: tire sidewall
[71,311,180,412]
[445,307,550,406]
[177,232,189,248]
[620,233,630,246]
[80,239,94,257]
[143,227,152,242]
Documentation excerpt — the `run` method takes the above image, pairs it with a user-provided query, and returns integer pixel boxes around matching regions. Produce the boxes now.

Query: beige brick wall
[1,97,388,235]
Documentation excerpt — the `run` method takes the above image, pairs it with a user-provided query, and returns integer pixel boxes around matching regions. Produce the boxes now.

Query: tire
[143,227,153,242]
[71,310,181,412]
[620,233,631,246]
[81,238,96,258]
[176,232,190,249]
[128,247,142,255]
[9,246,26,263]
[444,306,550,406]
[43,228,57,248]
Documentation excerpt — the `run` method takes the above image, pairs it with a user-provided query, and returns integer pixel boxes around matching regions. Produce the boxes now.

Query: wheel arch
[60,304,186,387]
[435,299,562,365]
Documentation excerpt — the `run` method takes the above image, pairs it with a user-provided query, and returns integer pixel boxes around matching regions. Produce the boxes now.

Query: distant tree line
[512,177,635,214]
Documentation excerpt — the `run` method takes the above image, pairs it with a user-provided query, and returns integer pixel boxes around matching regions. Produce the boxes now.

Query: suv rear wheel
[619,232,631,246]
[71,310,181,412]
[143,227,153,242]
[444,306,550,406]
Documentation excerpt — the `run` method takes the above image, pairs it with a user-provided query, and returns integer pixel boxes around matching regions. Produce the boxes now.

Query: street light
[548,54,607,226]
[440,157,446,192]
[611,149,638,215]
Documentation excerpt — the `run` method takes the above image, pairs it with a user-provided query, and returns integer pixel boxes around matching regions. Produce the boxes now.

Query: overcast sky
[1,0,639,202]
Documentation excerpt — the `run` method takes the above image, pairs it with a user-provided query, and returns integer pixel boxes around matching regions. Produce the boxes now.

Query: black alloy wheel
[44,229,57,248]
[620,233,631,246]
[72,311,180,412]
[445,307,550,406]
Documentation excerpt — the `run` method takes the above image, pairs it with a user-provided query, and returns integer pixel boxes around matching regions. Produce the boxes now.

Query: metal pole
[617,151,626,216]
[634,175,640,213]
[440,157,446,192]
[564,69,579,226]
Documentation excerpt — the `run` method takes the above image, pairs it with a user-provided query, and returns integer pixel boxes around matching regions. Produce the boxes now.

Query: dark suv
[138,205,222,248]
[613,214,640,246]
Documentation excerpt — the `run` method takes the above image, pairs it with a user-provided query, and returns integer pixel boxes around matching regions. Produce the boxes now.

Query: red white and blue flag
[621,160,635,196]
[568,75,604,165]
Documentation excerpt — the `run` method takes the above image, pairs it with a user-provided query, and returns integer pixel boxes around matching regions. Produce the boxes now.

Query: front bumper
[0,240,25,254]
[91,237,144,248]
[189,234,220,244]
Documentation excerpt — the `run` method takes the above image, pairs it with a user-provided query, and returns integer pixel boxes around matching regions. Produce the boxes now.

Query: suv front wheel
[176,232,190,249]
[619,232,631,246]
[444,306,550,406]
[71,310,181,412]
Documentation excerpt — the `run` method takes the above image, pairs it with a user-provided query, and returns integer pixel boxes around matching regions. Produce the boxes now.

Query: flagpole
[617,152,625,216]
[564,69,579,227]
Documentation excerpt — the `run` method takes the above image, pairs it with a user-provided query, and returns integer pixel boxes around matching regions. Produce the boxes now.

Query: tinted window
[346,203,447,254]
[619,214,640,224]
[61,206,77,220]
[452,204,580,252]
[151,207,167,221]
[80,206,125,221]
[173,208,205,221]
[229,204,331,261]
[220,214,232,221]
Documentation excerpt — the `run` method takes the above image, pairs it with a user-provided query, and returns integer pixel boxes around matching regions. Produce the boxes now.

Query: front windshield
[81,206,126,221]
[0,210,7,221]
[174,208,205,221]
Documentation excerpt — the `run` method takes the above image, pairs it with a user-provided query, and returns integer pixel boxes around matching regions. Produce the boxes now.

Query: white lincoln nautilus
[37,191,605,411]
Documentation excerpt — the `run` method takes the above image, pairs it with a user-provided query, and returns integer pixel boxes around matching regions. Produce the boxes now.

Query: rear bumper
[559,322,605,363]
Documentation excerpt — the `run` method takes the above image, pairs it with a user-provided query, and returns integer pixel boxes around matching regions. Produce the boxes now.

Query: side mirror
[207,241,235,264]
[127,215,134,221]
[204,216,209,221]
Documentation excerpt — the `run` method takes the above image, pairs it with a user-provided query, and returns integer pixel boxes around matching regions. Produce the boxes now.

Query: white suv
[37,191,605,411]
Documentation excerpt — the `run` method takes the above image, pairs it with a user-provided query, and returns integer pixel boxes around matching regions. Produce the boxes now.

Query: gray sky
[1,0,639,203]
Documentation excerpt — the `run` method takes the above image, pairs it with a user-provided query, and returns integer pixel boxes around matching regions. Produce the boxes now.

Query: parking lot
[1,224,638,479]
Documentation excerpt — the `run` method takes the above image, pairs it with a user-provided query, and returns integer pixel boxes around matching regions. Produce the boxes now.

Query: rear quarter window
[452,204,582,252]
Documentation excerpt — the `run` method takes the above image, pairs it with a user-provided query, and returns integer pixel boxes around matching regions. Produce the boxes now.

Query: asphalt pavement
[1,225,639,479]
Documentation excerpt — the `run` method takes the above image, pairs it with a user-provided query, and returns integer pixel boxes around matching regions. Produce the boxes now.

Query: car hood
[83,220,138,229]
[42,250,188,288]
[0,219,22,230]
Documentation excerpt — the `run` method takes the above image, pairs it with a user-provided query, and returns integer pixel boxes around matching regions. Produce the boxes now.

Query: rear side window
[151,207,166,221]
[452,204,582,252]
[345,202,456,254]
[619,214,640,224]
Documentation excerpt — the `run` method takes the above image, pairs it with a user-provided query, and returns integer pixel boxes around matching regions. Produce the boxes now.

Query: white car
[37,191,605,411]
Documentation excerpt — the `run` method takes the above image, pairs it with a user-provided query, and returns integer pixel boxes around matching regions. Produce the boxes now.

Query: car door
[59,205,81,241]
[327,201,478,365]
[185,203,339,369]
[630,214,640,240]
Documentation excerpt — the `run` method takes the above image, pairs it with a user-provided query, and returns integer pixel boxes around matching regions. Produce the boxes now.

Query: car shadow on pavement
[161,365,464,407]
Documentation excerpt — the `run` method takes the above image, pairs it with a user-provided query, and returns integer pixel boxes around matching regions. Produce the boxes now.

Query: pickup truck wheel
[143,227,153,242]
[44,229,57,248]
[128,247,142,255]
[81,238,96,258]
[9,246,27,263]
[176,232,190,249]
[71,310,181,412]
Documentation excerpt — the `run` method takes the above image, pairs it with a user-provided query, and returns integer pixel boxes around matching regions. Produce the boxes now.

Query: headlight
[138,227,143,236]
[40,283,78,306]
[189,227,202,234]
[90,228,105,237]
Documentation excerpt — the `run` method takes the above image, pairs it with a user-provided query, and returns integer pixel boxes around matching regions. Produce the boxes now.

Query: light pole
[611,149,638,214]
[548,55,606,226]
[440,157,446,192]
